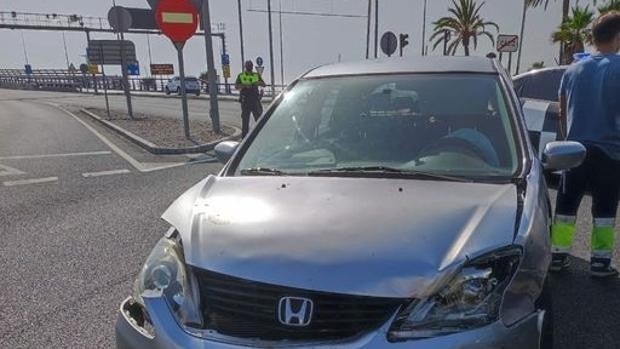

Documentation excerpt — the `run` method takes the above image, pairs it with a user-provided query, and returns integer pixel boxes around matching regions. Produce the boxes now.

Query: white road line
[0,151,112,160]
[0,164,26,176]
[48,104,186,173]
[3,177,58,187]
[49,104,147,172]
[82,169,131,178]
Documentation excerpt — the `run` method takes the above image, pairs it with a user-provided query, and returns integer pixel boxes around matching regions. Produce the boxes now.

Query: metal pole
[279,0,285,87]
[99,45,110,118]
[86,30,98,95]
[421,0,428,56]
[374,0,378,58]
[177,44,190,139]
[365,0,371,59]
[119,31,133,119]
[508,52,513,75]
[267,0,276,97]
[146,34,153,70]
[202,0,221,133]
[237,0,245,67]
[20,31,29,65]
[515,0,527,75]
[221,34,230,94]
[62,32,70,69]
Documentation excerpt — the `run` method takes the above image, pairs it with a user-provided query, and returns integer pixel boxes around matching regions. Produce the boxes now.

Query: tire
[165,88,170,95]
[536,277,554,349]
[176,87,181,95]
[195,91,200,96]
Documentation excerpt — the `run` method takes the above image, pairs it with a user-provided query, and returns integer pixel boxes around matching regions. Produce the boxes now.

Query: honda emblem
[278,297,314,327]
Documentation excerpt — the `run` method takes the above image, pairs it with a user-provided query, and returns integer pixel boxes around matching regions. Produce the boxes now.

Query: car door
[514,68,566,158]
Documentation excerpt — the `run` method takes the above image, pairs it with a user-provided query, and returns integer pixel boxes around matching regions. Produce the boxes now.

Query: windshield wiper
[240,167,287,176]
[310,166,470,182]
[314,166,406,173]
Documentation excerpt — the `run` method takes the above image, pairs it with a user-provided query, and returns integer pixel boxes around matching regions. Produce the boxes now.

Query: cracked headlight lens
[389,246,522,341]
[133,236,203,327]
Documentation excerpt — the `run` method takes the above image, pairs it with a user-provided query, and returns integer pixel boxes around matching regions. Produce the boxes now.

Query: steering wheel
[418,129,500,167]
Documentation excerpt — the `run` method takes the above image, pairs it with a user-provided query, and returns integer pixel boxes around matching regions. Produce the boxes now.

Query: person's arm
[235,74,244,91]
[559,93,568,140]
[257,75,266,87]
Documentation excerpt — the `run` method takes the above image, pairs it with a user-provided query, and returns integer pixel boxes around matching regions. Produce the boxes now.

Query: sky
[0,0,591,83]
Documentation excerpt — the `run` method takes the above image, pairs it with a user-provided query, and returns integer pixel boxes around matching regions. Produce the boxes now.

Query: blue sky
[0,0,589,82]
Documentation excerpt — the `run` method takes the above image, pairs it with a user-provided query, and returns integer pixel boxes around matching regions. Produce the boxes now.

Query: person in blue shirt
[550,12,620,278]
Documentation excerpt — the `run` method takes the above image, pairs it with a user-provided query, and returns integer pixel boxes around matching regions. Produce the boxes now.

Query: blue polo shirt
[559,54,620,160]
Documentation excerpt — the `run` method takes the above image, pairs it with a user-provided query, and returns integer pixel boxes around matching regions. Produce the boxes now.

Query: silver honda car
[116,56,586,349]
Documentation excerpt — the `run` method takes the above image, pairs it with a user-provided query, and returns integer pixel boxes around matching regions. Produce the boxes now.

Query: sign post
[108,5,134,119]
[155,0,199,139]
[496,34,519,75]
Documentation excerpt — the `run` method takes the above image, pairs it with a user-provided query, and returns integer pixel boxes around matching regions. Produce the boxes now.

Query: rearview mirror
[542,141,586,171]
[214,141,239,164]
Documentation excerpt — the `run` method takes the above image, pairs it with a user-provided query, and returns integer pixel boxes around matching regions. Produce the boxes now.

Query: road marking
[0,164,26,176]
[0,151,112,161]
[82,169,131,178]
[47,104,183,173]
[3,177,58,187]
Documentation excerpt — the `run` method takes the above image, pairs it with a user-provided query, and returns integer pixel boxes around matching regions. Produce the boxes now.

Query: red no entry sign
[155,0,199,44]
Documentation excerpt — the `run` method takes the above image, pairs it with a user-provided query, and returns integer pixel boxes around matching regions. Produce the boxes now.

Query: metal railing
[0,69,286,97]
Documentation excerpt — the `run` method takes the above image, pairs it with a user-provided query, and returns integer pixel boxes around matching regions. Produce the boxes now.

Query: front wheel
[536,277,554,349]
[165,88,170,95]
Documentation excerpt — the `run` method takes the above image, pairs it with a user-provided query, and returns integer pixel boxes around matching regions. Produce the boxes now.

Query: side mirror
[214,141,239,164]
[542,141,586,171]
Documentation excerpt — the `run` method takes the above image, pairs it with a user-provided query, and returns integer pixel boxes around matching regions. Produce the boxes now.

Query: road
[1,89,619,349]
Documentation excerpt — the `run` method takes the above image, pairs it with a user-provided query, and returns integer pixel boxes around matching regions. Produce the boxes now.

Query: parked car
[513,66,568,158]
[116,57,586,349]
[165,76,201,96]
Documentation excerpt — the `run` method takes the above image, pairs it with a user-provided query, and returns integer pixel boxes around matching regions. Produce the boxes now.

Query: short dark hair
[592,11,620,45]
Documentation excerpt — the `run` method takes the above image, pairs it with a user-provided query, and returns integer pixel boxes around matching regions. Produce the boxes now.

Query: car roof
[303,56,499,78]
[513,65,569,79]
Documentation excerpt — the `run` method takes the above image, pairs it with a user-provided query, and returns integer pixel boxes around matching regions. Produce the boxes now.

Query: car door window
[519,69,565,101]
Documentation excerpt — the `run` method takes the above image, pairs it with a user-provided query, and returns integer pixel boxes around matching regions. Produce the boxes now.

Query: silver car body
[117,57,553,349]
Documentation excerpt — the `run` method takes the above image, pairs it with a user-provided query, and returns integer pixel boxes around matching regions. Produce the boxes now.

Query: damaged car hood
[162,175,517,298]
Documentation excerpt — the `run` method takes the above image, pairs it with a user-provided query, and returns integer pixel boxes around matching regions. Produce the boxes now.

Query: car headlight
[133,235,203,327]
[388,246,522,341]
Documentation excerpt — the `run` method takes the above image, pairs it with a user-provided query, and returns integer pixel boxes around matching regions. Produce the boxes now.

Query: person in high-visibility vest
[550,12,620,278]
[235,60,266,138]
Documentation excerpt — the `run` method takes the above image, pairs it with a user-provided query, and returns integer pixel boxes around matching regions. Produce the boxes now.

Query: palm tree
[551,5,595,61]
[598,0,620,13]
[430,0,499,56]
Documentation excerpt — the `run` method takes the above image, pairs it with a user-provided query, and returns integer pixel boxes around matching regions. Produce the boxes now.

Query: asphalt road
[1,89,619,349]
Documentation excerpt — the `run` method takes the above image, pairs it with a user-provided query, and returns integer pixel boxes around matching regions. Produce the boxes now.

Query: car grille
[192,267,409,342]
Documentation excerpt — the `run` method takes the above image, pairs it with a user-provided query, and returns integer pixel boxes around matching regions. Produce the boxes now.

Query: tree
[551,5,595,62]
[430,0,499,56]
[598,0,620,14]
[529,61,546,70]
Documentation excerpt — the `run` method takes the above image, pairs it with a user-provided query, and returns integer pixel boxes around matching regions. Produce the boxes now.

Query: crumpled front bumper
[115,295,542,349]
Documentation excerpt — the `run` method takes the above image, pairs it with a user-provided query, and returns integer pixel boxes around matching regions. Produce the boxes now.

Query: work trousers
[241,99,262,138]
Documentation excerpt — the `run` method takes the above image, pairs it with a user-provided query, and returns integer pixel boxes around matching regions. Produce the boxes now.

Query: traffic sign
[497,34,519,53]
[221,53,230,65]
[80,63,89,74]
[87,40,137,65]
[108,6,132,32]
[24,64,32,75]
[256,57,264,67]
[127,63,140,76]
[155,0,199,44]
[222,64,231,79]
[150,64,174,75]
[88,64,100,75]
[380,31,398,57]
[256,66,265,75]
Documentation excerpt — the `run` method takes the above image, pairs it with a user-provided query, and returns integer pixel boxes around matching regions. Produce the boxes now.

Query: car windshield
[234,74,520,180]
[186,77,198,82]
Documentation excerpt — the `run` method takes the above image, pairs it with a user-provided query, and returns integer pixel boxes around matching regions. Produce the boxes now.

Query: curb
[80,108,241,155]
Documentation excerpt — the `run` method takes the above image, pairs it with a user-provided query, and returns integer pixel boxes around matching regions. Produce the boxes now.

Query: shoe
[549,253,570,272]
[590,258,619,278]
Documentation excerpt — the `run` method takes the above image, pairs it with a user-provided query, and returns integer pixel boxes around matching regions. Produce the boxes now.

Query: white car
[165,76,201,96]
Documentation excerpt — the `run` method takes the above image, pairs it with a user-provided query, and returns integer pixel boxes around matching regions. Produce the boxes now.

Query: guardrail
[0,69,286,97]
